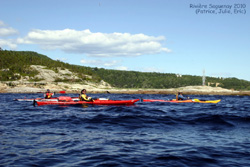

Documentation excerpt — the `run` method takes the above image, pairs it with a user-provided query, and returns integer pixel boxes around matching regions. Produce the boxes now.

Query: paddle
[33,100,36,107]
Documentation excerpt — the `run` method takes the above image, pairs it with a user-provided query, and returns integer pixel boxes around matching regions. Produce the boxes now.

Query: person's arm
[179,94,187,100]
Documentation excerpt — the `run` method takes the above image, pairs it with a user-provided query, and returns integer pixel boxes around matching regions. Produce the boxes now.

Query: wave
[1,94,250,167]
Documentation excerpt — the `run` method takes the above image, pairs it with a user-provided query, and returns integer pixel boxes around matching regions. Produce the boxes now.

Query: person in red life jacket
[79,89,94,102]
[44,89,54,99]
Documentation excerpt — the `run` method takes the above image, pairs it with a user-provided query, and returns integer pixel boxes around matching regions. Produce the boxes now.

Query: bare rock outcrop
[0,65,112,93]
[30,65,81,82]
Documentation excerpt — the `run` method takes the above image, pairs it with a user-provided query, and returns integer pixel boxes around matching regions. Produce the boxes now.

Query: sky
[0,0,250,81]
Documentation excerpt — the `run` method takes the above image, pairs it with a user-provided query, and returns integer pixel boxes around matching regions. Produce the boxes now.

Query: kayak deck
[14,97,79,102]
[143,99,221,104]
[36,99,140,106]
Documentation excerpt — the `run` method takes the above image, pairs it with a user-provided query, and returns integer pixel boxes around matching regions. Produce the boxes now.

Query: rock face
[0,65,112,93]
[30,65,81,82]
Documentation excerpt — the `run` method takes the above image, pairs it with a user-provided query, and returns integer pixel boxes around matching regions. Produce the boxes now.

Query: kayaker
[79,89,94,102]
[44,89,54,99]
[176,92,189,100]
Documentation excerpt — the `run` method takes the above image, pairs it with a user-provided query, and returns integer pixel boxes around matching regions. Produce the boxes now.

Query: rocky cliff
[0,65,112,93]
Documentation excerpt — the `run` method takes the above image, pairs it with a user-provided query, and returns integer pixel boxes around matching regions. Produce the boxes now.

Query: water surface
[1,93,250,166]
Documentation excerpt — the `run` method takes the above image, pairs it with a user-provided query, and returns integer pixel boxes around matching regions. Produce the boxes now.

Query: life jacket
[79,94,88,101]
[79,94,93,101]
[45,92,53,99]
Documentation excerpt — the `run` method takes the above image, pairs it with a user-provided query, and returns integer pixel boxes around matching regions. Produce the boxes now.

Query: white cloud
[103,60,120,67]
[18,29,171,57]
[0,27,19,36]
[80,58,129,71]
[0,39,17,49]
[115,66,128,71]
[0,21,19,36]
[80,59,120,67]
[0,21,19,49]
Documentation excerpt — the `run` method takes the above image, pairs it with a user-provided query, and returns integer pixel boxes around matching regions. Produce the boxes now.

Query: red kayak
[35,97,140,106]
[14,97,79,102]
[143,99,221,104]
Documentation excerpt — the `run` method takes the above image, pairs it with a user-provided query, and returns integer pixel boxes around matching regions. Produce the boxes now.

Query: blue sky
[1,0,249,81]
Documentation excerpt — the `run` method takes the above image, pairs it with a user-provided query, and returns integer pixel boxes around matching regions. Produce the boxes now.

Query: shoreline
[2,90,250,96]
[1,84,249,96]
[101,90,250,96]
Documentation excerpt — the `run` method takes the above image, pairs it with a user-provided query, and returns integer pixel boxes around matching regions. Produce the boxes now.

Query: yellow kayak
[192,99,221,103]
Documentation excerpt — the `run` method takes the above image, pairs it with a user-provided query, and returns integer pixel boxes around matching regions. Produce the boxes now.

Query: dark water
[1,93,250,167]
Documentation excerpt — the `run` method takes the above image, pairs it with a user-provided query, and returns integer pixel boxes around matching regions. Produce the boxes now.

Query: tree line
[93,68,250,90]
[1,50,250,90]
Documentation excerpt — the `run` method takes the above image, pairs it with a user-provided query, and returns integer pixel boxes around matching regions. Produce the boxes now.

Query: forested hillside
[1,50,250,90]
[93,68,201,88]
[0,50,101,82]
[93,68,250,90]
